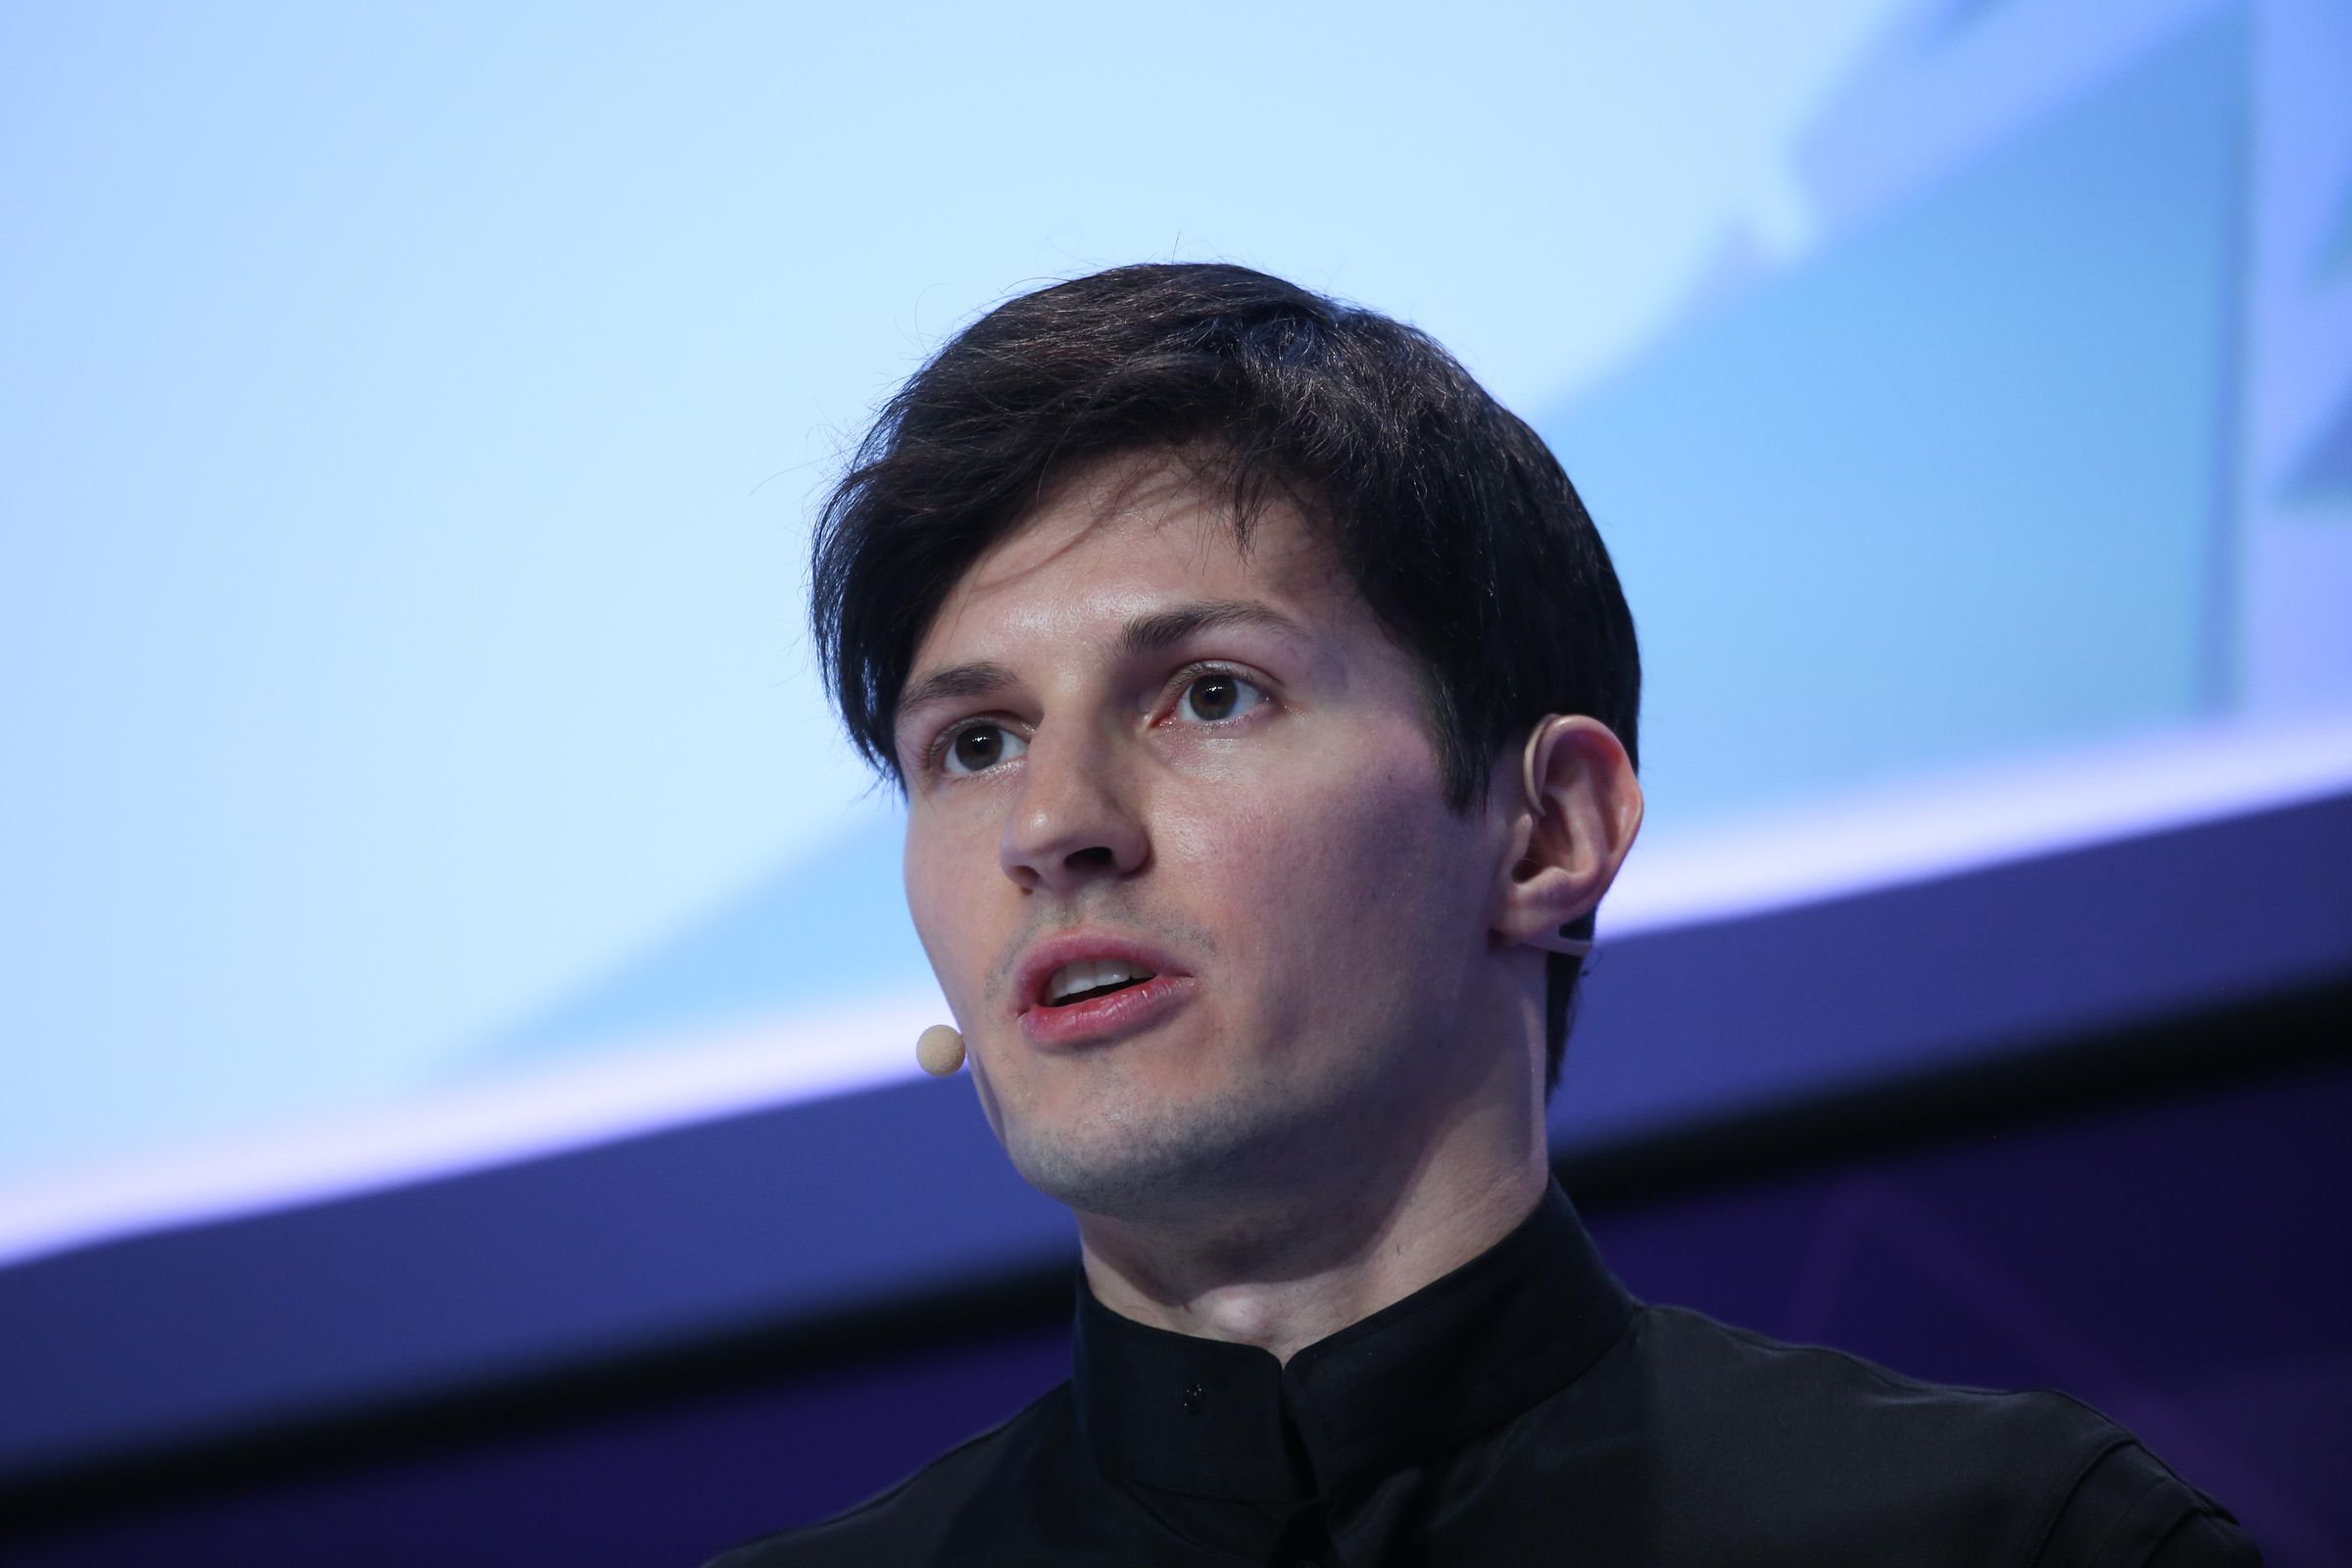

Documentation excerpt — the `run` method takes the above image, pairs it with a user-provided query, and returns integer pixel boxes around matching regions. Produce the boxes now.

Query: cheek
[903,813,995,1024]
[1162,723,1479,1013]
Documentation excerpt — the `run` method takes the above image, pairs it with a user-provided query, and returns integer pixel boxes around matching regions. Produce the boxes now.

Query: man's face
[896,450,1523,1227]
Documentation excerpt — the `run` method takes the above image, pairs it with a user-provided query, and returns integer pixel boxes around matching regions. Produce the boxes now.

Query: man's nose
[999,720,1148,893]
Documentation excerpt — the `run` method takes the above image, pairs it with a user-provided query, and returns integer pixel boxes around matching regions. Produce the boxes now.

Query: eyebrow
[894,599,1316,735]
[895,659,1021,722]
[1119,599,1316,662]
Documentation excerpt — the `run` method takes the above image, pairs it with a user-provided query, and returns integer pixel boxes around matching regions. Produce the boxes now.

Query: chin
[1004,1092,1290,1224]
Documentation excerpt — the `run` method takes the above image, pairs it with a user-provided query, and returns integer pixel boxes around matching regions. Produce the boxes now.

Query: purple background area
[6,791,2339,1495]
[8,1050,2343,1568]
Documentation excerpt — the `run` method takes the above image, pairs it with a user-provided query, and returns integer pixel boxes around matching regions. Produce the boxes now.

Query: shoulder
[702,1382,1082,1568]
[2035,1439,2262,1567]
[1614,1305,2258,1565]
[1636,1301,2124,1458]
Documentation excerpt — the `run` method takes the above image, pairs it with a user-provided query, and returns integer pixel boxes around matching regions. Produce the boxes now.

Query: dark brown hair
[810,263,1640,1098]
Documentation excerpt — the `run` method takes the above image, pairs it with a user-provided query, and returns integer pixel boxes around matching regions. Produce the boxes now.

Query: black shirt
[710,1178,2259,1565]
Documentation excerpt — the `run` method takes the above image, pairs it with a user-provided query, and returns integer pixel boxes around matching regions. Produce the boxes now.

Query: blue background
[4,0,2346,1240]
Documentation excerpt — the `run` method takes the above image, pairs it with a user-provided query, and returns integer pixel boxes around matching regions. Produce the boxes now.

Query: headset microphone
[916,1023,967,1077]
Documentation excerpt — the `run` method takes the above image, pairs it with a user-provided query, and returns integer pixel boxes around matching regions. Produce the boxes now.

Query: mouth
[1011,932,1194,1048]
[1013,933,1187,1018]
[1020,971,1195,1049]
[1039,957,1157,1008]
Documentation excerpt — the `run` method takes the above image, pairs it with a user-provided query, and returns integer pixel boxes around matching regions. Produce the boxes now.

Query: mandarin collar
[1071,1176,1636,1503]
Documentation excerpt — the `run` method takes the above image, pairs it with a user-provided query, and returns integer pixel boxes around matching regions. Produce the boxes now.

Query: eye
[1172,668,1269,724]
[936,721,1029,777]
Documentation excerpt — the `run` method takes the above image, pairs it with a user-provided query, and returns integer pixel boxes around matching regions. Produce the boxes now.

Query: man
[712,264,2256,1564]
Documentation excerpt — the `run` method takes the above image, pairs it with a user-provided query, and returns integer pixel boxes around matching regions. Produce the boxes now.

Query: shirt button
[1180,1380,1205,1414]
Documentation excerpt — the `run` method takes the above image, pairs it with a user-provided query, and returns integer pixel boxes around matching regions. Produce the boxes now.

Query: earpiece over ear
[916,1023,967,1077]
[1524,927,1592,958]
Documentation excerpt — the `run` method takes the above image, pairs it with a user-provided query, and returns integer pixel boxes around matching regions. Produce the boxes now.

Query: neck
[1074,1075,1550,1365]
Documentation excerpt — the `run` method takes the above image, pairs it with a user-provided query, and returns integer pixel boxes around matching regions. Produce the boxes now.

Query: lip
[1014,930,1198,1051]
[1020,972,1198,1049]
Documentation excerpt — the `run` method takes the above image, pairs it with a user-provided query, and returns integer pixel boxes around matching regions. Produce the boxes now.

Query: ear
[1491,715,1643,954]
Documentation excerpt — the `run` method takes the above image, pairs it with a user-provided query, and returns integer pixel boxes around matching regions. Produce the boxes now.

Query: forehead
[909,449,1358,668]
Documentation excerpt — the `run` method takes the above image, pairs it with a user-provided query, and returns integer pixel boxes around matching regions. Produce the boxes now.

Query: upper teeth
[1047,958,1154,1003]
